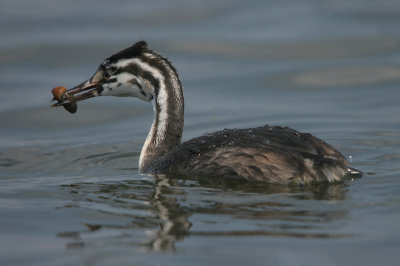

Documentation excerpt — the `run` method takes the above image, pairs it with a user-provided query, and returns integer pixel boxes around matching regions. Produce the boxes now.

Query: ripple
[168,37,400,59]
[56,176,354,252]
[265,64,400,89]
[293,65,400,87]
[190,230,356,239]
[78,151,140,170]
[0,142,141,177]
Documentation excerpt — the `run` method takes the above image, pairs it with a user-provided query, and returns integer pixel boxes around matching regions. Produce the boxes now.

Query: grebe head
[58,41,184,172]
[62,41,160,104]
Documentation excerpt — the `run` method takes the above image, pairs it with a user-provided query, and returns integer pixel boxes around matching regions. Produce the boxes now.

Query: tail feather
[347,167,363,178]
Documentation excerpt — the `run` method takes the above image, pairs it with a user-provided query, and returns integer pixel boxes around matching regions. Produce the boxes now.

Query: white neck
[138,54,184,172]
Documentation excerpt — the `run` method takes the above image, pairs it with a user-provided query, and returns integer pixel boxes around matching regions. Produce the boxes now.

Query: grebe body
[53,41,361,184]
[152,126,352,184]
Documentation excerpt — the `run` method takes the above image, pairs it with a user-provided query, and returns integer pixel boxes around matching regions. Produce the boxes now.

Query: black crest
[106,41,149,64]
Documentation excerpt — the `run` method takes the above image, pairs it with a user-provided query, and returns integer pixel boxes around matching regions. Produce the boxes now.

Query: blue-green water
[1,0,400,265]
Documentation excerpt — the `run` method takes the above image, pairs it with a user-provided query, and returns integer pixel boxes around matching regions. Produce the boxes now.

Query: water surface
[1,0,400,265]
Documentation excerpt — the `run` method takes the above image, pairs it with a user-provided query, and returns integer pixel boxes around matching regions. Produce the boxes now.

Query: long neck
[138,54,184,172]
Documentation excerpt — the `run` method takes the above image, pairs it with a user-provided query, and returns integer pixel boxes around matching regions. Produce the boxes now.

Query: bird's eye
[103,71,112,79]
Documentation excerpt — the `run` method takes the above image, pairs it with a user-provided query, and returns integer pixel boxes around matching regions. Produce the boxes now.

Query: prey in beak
[50,42,153,113]
[51,81,103,113]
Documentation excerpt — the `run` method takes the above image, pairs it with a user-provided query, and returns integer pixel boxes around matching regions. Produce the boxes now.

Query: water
[1,0,400,265]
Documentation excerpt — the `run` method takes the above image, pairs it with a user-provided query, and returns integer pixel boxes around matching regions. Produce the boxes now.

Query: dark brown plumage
[153,125,354,184]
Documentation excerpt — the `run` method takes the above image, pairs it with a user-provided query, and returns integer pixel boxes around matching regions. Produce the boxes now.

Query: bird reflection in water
[56,176,354,252]
[148,175,192,251]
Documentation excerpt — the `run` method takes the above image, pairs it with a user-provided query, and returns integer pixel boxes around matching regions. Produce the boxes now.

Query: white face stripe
[101,72,152,101]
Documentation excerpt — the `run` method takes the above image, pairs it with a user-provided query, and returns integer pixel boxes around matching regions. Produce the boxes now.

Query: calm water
[1,0,400,265]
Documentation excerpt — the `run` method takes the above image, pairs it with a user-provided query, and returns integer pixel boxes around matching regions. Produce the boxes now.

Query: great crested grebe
[52,41,361,184]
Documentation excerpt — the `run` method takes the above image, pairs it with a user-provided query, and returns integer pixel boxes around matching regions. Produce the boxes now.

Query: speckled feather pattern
[152,125,350,184]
